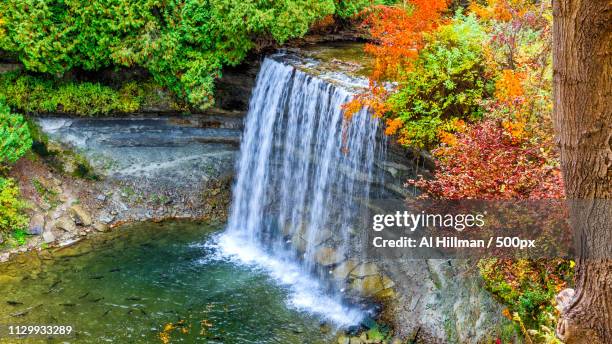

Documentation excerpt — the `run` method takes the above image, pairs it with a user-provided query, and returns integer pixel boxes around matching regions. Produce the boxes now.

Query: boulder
[350,275,385,297]
[99,212,115,224]
[314,247,344,266]
[69,204,92,226]
[349,337,363,344]
[54,216,76,232]
[308,228,332,246]
[28,214,45,235]
[331,259,358,281]
[93,222,109,232]
[42,231,56,243]
[290,231,308,253]
[375,288,396,300]
[290,225,335,254]
[350,262,380,278]
[381,275,395,289]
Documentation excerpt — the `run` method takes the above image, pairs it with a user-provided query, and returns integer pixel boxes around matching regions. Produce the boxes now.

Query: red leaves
[409,120,565,200]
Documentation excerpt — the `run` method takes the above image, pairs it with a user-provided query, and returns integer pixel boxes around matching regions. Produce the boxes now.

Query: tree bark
[552,1,612,343]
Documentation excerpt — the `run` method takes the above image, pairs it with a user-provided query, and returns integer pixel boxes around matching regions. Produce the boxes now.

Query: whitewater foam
[213,231,365,327]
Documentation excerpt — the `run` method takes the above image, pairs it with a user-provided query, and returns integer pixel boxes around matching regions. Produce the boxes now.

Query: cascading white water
[219,57,382,326]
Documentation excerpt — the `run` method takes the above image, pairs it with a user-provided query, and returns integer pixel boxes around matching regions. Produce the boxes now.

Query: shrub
[0,72,142,116]
[384,13,490,148]
[409,120,564,200]
[0,101,32,164]
[0,177,29,235]
[479,258,573,341]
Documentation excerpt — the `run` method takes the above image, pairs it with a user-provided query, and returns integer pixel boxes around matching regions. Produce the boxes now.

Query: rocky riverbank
[1,115,235,262]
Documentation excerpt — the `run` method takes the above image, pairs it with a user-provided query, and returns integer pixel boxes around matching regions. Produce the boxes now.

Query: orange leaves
[495,69,525,104]
[502,118,526,141]
[470,0,534,22]
[342,98,363,121]
[361,1,448,81]
[437,118,466,146]
[438,131,457,146]
[384,117,403,135]
[346,0,448,137]
[342,83,389,119]
[494,69,529,141]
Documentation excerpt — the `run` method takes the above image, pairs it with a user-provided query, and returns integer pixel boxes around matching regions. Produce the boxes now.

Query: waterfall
[219,57,382,326]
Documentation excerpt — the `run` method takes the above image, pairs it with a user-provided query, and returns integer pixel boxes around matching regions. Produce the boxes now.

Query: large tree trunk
[552,1,612,343]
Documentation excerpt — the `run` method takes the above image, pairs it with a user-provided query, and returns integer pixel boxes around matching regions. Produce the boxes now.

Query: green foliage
[0,0,341,109]
[0,100,32,164]
[334,0,399,18]
[0,177,29,236]
[12,228,28,246]
[479,258,574,341]
[0,72,144,116]
[385,12,490,148]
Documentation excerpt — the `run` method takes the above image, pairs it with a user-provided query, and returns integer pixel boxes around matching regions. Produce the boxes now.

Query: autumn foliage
[361,0,448,81]
[409,120,564,200]
[344,0,448,120]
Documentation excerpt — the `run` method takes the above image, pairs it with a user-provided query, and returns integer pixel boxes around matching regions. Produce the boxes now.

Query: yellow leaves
[159,319,191,343]
[342,98,363,120]
[502,117,526,141]
[495,69,531,141]
[469,0,537,22]
[396,135,411,147]
[437,118,466,146]
[159,332,170,344]
[468,0,512,21]
[468,2,490,20]
[343,84,389,120]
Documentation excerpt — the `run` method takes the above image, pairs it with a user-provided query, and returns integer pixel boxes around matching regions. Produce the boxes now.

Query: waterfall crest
[220,57,382,326]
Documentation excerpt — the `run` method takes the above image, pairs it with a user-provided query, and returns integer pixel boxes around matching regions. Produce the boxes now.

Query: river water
[0,222,336,343]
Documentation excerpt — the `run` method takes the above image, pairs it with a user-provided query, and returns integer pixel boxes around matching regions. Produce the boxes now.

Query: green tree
[0,0,346,109]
